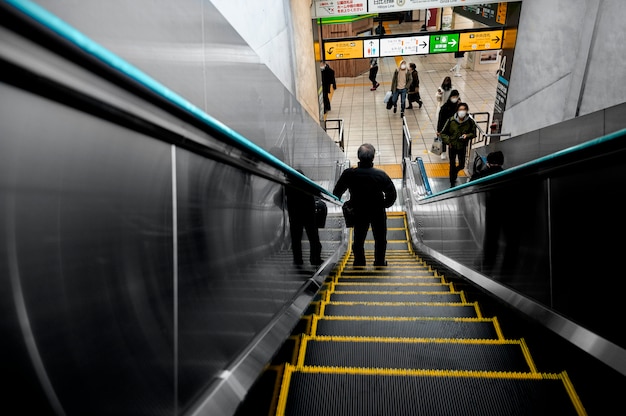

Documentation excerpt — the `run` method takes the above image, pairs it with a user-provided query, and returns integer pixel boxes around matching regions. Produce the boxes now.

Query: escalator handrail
[420,126,626,200]
[4,0,341,203]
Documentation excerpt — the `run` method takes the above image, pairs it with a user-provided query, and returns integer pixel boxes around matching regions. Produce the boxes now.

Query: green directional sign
[429,33,459,54]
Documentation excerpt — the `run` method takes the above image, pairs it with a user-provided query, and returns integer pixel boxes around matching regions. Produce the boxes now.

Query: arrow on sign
[448,39,457,47]
[493,36,501,43]
[419,41,427,49]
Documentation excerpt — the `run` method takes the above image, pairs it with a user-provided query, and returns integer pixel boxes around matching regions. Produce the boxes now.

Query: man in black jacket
[285,169,323,266]
[333,144,397,267]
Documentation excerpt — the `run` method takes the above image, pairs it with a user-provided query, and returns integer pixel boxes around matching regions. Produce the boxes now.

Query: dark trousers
[352,209,387,266]
[448,145,468,186]
[290,218,322,264]
[369,66,379,87]
[323,86,331,113]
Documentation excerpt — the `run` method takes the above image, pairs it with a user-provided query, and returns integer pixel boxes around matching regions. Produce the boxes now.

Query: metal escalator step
[332,283,452,292]
[340,269,432,277]
[313,317,501,339]
[336,276,442,284]
[280,369,583,416]
[322,302,479,318]
[301,338,533,372]
[330,292,463,303]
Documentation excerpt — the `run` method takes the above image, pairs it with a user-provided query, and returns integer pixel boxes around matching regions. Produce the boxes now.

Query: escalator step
[329,292,463,303]
[323,302,479,318]
[313,317,499,339]
[302,338,533,372]
[332,283,452,292]
[280,370,583,416]
[335,276,442,284]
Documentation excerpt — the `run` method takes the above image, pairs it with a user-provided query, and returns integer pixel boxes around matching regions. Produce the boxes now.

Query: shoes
[373,261,388,267]
[407,105,413,109]
[393,106,397,113]
[441,153,447,160]
[418,101,423,109]
[400,111,404,117]
[375,82,380,89]
[454,73,462,77]
[370,87,376,91]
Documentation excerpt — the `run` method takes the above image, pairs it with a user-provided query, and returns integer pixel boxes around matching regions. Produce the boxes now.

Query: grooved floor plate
[283,372,581,416]
[303,339,532,372]
[323,303,478,318]
[314,318,500,339]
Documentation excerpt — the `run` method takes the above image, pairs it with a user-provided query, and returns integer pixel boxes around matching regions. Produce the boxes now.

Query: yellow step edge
[310,314,503,338]
[275,365,587,416]
[331,290,464,295]
[296,335,538,374]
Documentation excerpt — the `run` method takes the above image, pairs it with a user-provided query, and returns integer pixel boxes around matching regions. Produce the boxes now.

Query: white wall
[503,0,626,137]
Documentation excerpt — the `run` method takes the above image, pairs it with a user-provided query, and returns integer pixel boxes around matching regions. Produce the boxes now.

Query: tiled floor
[326,19,499,176]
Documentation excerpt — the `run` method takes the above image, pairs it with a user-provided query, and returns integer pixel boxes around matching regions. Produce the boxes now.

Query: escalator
[240,212,587,415]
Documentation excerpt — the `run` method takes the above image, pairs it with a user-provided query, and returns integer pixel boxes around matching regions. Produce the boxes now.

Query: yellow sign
[324,40,364,60]
[497,3,508,25]
[459,30,503,52]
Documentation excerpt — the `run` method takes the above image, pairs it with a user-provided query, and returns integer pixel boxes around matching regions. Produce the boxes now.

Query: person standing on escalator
[333,144,397,267]
[285,169,323,266]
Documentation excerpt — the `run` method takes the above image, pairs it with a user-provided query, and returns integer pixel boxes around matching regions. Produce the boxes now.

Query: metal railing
[401,115,412,184]
[324,118,345,151]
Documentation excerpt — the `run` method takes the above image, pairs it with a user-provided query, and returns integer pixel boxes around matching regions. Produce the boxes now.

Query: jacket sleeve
[465,119,477,140]
[436,105,446,132]
[332,171,348,199]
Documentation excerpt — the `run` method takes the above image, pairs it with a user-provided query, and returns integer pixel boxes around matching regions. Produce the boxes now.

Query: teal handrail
[4,0,341,202]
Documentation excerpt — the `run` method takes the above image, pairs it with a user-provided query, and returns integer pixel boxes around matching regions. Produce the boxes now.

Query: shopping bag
[430,137,442,155]
[383,90,392,103]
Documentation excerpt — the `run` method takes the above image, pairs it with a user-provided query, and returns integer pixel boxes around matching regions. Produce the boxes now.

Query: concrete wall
[210,0,321,121]
[503,0,626,137]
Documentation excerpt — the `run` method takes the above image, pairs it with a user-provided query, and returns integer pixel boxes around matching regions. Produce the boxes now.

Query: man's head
[409,62,416,71]
[357,143,376,163]
[487,151,504,166]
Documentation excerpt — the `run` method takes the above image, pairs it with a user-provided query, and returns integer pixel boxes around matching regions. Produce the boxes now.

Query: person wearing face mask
[436,89,461,160]
[390,59,411,116]
[440,102,477,187]
[320,61,336,114]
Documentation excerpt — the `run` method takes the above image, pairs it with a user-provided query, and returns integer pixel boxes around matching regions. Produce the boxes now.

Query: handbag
[314,197,327,228]
[341,200,356,228]
[430,137,443,155]
[383,90,392,103]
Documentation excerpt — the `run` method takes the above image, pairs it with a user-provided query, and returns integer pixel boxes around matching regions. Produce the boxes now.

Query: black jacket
[437,100,457,132]
[333,163,397,212]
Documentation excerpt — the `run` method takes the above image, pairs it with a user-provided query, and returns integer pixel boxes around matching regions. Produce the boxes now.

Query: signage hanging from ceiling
[312,0,521,18]
[323,28,503,60]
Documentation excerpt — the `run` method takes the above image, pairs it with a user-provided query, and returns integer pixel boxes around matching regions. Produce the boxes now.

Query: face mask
[320,66,325,70]
[450,97,458,103]
[400,64,406,70]
[458,110,467,118]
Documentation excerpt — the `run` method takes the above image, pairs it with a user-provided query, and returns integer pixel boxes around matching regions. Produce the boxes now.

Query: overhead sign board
[312,0,520,17]
[324,40,364,60]
[314,0,366,17]
[380,35,429,56]
[363,39,380,57]
[429,33,459,54]
[459,30,503,52]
